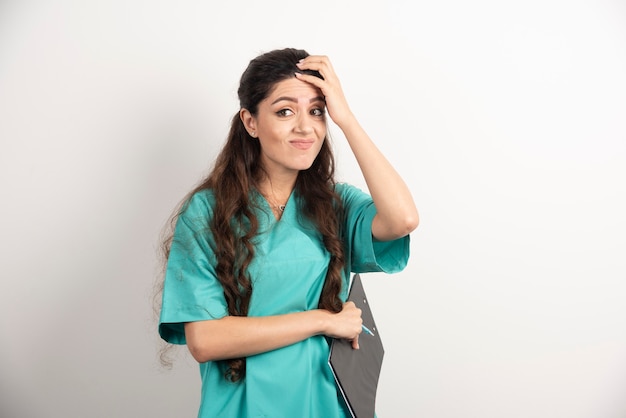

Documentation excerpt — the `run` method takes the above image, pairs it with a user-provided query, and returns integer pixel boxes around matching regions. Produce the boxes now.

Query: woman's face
[241,77,327,176]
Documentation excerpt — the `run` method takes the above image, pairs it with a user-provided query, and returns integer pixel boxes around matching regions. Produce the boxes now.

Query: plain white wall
[1,1,625,417]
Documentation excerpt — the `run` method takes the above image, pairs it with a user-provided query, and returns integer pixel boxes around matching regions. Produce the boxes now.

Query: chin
[291,157,318,171]
[300,160,320,171]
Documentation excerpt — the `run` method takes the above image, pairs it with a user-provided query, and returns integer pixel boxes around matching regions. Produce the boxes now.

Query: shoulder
[334,182,371,205]
[178,189,217,226]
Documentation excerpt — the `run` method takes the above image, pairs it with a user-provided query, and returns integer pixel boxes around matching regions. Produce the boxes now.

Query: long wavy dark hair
[156,48,345,382]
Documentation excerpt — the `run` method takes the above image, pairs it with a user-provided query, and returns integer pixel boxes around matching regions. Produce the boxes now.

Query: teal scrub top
[159,183,410,418]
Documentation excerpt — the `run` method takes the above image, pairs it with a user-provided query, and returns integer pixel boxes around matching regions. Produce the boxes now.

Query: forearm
[184,310,331,363]
[294,55,418,239]
[338,115,419,240]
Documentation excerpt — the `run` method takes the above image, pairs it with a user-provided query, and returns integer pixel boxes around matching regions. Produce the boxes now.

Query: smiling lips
[289,140,315,150]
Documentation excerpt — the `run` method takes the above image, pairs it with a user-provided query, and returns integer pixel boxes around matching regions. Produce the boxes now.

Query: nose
[294,113,314,134]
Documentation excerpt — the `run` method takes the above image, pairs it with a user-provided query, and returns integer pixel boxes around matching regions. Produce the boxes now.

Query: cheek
[315,120,326,137]
[314,139,326,155]
[263,123,289,139]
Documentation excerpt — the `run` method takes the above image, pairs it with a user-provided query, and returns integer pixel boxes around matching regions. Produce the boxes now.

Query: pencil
[362,324,375,336]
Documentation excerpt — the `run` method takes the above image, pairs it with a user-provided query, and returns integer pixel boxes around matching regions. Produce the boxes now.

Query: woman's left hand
[295,55,354,128]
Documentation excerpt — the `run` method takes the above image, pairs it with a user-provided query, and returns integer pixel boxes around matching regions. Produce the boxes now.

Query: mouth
[289,139,315,150]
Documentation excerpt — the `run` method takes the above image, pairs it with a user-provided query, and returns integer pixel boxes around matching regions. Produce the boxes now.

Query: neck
[258,175,296,204]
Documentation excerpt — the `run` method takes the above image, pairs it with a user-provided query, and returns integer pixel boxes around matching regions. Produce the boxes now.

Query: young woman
[158,47,418,417]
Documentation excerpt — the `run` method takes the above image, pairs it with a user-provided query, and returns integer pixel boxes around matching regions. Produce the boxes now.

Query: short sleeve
[158,191,228,345]
[337,183,410,274]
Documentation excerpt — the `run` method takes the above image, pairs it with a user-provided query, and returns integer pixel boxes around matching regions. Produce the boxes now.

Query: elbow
[403,208,419,233]
[374,212,419,241]
[396,213,419,237]
[187,340,214,363]
[184,322,225,363]
[187,338,231,363]
[393,209,420,237]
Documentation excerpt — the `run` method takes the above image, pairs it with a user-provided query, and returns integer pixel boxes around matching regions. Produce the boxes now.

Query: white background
[1,1,625,417]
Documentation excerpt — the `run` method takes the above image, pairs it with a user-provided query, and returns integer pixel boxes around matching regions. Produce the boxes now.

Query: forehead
[264,78,324,104]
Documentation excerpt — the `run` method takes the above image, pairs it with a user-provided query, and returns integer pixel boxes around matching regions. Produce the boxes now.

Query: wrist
[333,111,357,131]
[311,309,332,336]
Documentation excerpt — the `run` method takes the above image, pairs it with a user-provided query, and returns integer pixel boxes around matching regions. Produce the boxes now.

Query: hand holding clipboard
[329,274,385,418]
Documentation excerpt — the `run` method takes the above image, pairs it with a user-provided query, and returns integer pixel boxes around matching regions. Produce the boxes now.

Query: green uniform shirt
[159,183,410,418]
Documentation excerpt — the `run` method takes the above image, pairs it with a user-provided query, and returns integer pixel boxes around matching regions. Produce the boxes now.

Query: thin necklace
[271,202,286,213]
[264,195,287,213]
[260,186,288,216]
[268,202,286,220]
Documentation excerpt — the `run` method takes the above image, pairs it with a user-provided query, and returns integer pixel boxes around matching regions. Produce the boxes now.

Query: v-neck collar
[253,188,297,225]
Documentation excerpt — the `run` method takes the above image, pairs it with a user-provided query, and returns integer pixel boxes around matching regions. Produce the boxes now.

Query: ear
[240,108,257,137]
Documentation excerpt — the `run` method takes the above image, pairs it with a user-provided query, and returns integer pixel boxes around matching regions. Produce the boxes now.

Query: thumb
[351,334,360,350]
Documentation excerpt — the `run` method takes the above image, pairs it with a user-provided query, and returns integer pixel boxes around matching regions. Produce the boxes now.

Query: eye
[311,108,326,117]
[276,109,294,117]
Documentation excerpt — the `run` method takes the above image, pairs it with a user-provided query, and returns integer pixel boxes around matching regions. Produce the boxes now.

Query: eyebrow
[270,96,325,106]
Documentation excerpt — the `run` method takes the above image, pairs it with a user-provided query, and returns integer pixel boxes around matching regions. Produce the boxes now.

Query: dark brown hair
[157,48,345,381]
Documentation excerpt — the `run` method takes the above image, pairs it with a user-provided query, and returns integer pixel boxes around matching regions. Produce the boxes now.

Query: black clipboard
[328,273,384,418]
